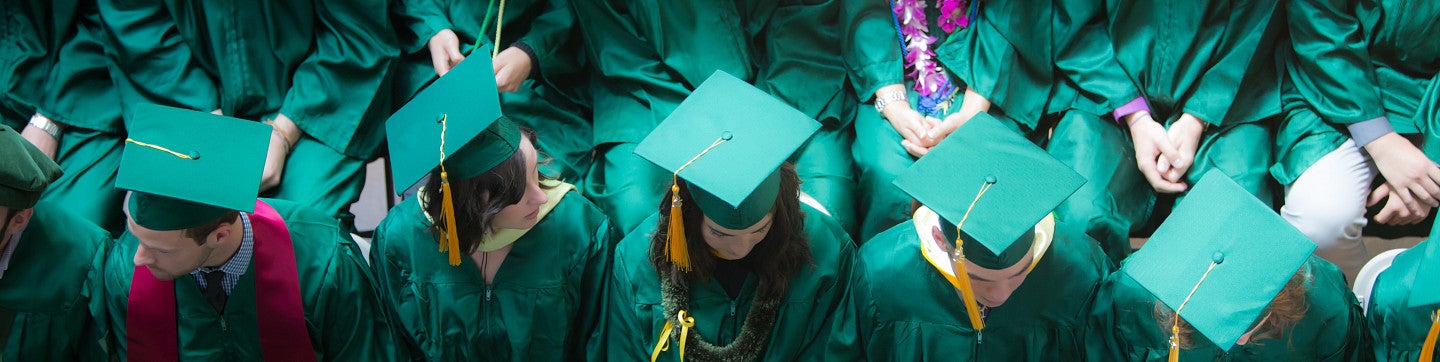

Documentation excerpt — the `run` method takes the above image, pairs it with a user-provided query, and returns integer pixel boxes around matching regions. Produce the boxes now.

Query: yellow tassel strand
[1421,308,1438,362]
[949,241,986,331]
[1168,261,1220,362]
[663,136,730,273]
[948,181,995,332]
[667,180,691,272]
[437,114,462,266]
[650,310,695,362]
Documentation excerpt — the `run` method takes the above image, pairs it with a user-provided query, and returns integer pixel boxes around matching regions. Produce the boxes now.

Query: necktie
[202,270,227,312]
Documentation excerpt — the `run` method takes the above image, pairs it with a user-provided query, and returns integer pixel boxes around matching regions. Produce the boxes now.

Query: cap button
[984,175,998,183]
[1211,252,1225,264]
[720,131,733,140]
[188,151,202,160]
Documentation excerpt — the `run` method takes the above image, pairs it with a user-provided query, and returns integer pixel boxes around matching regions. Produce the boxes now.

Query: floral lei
[893,0,974,116]
[658,275,784,362]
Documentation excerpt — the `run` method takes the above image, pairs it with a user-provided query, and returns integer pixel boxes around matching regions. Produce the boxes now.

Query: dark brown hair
[183,211,241,244]
[1157,264,1311,348]
[648,163,813,297]
[422,128,550,255]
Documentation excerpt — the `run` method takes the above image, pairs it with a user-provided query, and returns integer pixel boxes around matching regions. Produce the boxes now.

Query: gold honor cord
[1169,261,1220,362]
[1422,308,1438,362]
[436,114,463,266]
[125,138,198,160]
[650,310,695,362]
[664,136,729,273]
[949,180,995,333]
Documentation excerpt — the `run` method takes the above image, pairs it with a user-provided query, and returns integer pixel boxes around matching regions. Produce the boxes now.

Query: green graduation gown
[1274,0,1440,184]
[1066,0,1285,264]
[1087,256,1368,361]
[1366,240,1440,360]
[96,199,404,360]
[828,217,1111,360]
[96,0,399,225]
[1,0,127,234]
[603,203,856,361]
[392,0,594,183]
[751,0,859,236]
[370,190,617,360]
[0,202,109,360]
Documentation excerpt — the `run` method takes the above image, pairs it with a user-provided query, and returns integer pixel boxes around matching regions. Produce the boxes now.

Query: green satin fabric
[97,199,405,360]
[1107,0,1283,128]
[1366,240,1440,361]
[371,192,617,360]
[573,0,763,146]
[259,137,367,231]
[0,0,71,128]
[938,1,1134,129]
[582,143,670,234]
[36,128,126,235]
[0,202,109,360]
[97,0,397,159]
[602,204,856,361]
[840,0,903,103]
[1087,257,1368,361]
[1274,0,1440,184]
[829,219,1110,360]
[1046,111,1152,264]
[392,0,594,183]
[849,105,914,243]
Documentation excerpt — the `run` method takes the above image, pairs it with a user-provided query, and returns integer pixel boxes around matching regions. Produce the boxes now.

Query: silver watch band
[28,114,62,139]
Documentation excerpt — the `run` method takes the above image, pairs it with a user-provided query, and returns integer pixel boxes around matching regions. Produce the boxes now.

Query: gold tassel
[1421,308,1438,362]
[440,170,462,266]
[950,236,986,332]
[1168,320,1180,362]
[667,180,691,272]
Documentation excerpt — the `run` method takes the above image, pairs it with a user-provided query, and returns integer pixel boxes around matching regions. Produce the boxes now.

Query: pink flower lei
[894,0,970,115]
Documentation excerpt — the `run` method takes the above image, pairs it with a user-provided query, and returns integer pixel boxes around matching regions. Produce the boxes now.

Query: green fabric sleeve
[366,209,428,359]
[513,0,578,77]
[573,215,619,359]
[39,4,123,133]
[1182,1,1282,127]
[572,0,699,144]
[279,0,397,158]
[842,0,903,102]
[1051,1,1137,117]
[311,226,410,361]
[96,0,220,114]
[394,0,453,54]
[1285,0,1386,125]
[600,233,648,361]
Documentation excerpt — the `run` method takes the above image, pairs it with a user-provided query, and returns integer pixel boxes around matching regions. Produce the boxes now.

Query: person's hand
[492,46,533,92]
[260,114,301,192]
[1160,113,1206,185]
[428,29,466,77]
[1127,111,1186,193]
[1365,132,1440,215]
[20,114,62,159]
[900,116,944,157]
[1369,183,1433,225]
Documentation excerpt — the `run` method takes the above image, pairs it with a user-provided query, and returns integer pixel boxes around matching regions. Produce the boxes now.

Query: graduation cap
[116,104,270,231]
[385,45,519,266]
[634,71,819,272]
[1122,171,1316,359]
[892,112,1086,332]
[0,125,62,210]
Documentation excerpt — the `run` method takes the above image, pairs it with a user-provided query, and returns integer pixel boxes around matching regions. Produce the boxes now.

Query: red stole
[126,200,317,361]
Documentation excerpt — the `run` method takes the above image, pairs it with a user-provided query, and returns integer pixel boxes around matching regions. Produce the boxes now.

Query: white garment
[1281,140,1374,281]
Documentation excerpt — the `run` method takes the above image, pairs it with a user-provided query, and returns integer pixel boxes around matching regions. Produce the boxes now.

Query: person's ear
[7,208,34,233]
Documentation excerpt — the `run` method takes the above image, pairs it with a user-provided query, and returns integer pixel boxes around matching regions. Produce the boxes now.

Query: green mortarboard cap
[1408,230,1440,308]
[117,104,269,230]
[1123,171,1316,350]
[0,125,63,209]
[634,71,819,229]
[893,113,1086,269]
[386,44,518,195]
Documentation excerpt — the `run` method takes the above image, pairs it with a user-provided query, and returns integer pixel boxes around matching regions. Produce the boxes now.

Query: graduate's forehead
[126,218,194,251]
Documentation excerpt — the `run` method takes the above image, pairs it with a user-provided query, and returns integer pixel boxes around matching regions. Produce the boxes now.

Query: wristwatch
[28,114,62,139]
[874,91,909,114]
